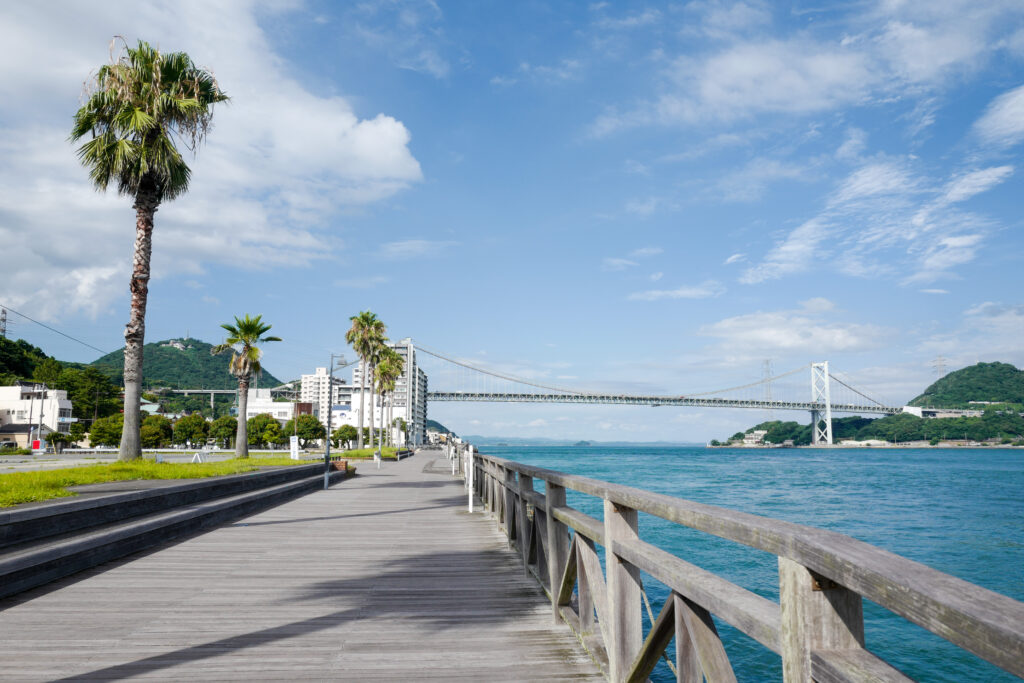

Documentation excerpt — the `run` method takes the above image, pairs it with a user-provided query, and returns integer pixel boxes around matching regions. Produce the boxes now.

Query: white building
[245,388,295,424]
[350,338,428,446]
[0,382,75,448]
[300,367,351,422]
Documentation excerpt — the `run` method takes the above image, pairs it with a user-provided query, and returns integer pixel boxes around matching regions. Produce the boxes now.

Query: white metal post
[467,445,475,513]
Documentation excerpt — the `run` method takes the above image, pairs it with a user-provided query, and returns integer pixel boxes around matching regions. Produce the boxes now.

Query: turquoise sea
[479,445,1024,682]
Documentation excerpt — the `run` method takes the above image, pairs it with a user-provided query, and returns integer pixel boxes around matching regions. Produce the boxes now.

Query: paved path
[0,451,603,681]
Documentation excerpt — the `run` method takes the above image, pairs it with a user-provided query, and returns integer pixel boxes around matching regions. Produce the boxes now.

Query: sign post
[289,435,299,460]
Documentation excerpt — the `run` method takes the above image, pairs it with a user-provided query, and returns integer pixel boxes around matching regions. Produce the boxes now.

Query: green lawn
[0,457,313,508]
[341,447,401,460]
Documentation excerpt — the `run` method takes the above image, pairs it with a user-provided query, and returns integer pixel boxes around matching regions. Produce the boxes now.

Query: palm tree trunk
[357,360,366,449]
[369,368,376,449]
[119,187,159,462]
[235,377,250,458]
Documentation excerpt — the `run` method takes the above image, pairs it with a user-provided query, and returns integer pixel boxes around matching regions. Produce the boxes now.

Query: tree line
[716,409,1024,446]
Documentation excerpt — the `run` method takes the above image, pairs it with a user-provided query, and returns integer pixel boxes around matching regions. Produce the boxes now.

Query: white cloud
[741,217,827,284]
[724,253,746,265]
[649,271,664,281]
[836,127,867,160]
[973,85,1024,148]
[716,157,812,202]
[344,0,450,78]
[743,155,1007,285]
[591,3,1024,135]
[904,234,983,284]
[0,2,422,320]
[630,246,663,257]
[699,304,886,355]
[920,288,949,294]
[334,275,390,289]
[625,197,661,216]
[378,240,457,260]
[595,9,661,30]
[628,280,725,301]
[832,162,917,204]
[602,257,638,271]
[942,166,1014,203]
[919,302,1024,367]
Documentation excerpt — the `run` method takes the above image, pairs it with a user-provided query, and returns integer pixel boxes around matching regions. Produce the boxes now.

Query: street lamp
[323,353,344,490]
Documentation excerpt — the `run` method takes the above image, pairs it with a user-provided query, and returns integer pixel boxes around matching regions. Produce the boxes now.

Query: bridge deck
[0,452,603,681]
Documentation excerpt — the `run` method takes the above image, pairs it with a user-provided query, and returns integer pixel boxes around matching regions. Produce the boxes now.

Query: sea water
[480,445,1024,682]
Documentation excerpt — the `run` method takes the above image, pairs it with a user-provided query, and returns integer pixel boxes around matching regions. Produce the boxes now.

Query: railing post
[504,467,516,545]
[518,475,533,573]
[605,499,642,682]
[779,557,864,683]
[546,482,569,622]
[466,445,474,514]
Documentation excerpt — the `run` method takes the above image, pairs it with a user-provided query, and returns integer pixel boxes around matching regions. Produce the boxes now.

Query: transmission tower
[0,308,6,339]
[932,355,948,378]
[762,359,774,421]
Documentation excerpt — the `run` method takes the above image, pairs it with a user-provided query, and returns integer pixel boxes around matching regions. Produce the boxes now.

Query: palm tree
[212,315,281,459]
[345,311,386,449]
[376,348,404,447]
[71,39,228,461]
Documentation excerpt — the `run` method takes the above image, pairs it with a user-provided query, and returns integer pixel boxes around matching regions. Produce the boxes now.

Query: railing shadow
[52,549,545,681]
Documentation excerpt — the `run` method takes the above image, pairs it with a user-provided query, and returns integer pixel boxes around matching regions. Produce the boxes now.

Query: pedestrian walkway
[0,451,604,681]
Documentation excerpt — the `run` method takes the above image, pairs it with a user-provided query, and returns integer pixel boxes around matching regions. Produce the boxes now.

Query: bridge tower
[810,362,833,445]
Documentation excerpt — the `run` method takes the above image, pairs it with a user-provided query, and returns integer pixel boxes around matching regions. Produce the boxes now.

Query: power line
[0,303,112,356]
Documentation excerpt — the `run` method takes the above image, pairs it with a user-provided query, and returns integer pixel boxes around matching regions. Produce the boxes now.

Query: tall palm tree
[71,39,228,461]
[376,348,404,447]
[212,315,281,459]
[345,311,386,449]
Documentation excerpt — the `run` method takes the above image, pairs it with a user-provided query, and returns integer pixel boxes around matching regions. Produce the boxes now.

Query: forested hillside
[91,338,282,390]
[909,362,1024,407]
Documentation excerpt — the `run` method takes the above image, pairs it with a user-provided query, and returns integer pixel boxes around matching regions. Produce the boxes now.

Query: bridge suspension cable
[415,344,583,395]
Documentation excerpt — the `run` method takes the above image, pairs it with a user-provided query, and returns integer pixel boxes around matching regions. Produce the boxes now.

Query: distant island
[573,440,591,447]
[711,362,1024,448]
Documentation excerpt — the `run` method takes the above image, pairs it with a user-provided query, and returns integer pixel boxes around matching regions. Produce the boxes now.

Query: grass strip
[341,447,401,460]
[0,457,311,508]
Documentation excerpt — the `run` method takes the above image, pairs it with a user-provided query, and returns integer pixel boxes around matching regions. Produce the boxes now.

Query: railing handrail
[475,452,1024,680]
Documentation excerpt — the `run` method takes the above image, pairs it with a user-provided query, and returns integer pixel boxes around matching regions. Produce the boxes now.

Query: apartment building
[0,382,75,448]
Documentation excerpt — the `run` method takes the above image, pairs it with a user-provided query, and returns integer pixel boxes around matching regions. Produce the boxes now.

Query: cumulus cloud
[590,2,1024,135]
[699,302,887,355]
[0,2,422,319]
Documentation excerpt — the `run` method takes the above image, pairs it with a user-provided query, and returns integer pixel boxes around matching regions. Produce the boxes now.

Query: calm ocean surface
[478,445,1024,682]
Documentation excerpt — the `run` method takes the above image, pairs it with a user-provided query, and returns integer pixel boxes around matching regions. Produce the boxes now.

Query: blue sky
[2,1,1023,441]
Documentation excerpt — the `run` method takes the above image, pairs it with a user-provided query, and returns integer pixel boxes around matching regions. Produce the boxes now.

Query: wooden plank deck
[0,452,604,681]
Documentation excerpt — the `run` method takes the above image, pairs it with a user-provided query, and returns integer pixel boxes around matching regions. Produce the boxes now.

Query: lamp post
[324,353,344,490]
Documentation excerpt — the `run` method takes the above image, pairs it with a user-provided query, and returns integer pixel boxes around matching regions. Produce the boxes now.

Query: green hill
[909,362,1024,408]
[90,338,282,390]
[426,418,454,435]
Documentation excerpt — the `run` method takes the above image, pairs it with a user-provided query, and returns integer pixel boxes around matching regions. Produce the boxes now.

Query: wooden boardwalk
[0,452,604,681]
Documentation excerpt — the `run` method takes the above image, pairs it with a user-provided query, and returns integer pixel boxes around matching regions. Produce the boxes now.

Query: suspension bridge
[414,344,901,445]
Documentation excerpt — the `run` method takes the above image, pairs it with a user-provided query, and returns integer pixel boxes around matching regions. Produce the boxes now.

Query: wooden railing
[458,450,1024,682]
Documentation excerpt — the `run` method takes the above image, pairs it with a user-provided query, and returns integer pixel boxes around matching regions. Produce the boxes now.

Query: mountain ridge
[90,338,282,390]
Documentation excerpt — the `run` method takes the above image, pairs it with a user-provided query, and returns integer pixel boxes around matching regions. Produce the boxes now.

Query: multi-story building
[244,388,295,423]
[0,382,75,448]
[300,367,351,422]
[350,338,428,446]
